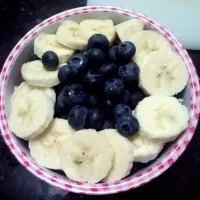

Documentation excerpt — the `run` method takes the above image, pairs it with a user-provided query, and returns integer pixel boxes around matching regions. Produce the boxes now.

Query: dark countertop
[1,1,200,200]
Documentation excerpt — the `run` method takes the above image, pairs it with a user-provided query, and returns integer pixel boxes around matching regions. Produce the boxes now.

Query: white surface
[88,0,200,50]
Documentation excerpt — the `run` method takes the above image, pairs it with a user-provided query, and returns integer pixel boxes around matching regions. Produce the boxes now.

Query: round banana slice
[29,118,75,169]
[129,133,164,163]
[34,32,74,63]
[56,20,87,50]
[130,30,170,67]
[135,95,189,142]
[60,129,114,184]
[79,19,116,44]
[11,82,56,104]
[8,89,54,140]
[100,129,134,183]
[139,50,189,96]
[21,60,61,87]
[115,19,145,42]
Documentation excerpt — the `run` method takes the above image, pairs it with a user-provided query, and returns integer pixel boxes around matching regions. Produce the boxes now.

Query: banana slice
[130,30,170,67]
[11,82,56,104]
[60,129,114,183]
[115,19,145,42]
[100,129,134,183]
[56,20,87,50]
[29,118,75,169]
[135,95,189,142]
[21,60,62,87]
[139,50,189,96]
[129,133,164,163]
[34,33,74,63]
[8,89,54,140]
[79,19,116,44]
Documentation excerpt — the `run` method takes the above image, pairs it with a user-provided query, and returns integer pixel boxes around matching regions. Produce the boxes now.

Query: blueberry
[58,64,79,83]
[118,41,136,63]
[98,62,118,79]
[87,108,104,130]
[88,95,99,107]
[101,120,115,130]
[88,34,109,52]
[78,50,88,57]
[119,61,139,82]
[55,97,70,118]
[130,91,145,109]
[102,98,120,119]
[116,114,139,137]
[54,83,65,98]
[103,99,115,110]
[114,104,132,120]
[87,48,105,71]
[29,54,40,61]
[42,51,59,70]
[104,78,124,97]
[68,105,88,130]
[109,46,118,62]
[83,72,104,92]
[123,90,131,105]
[68,54,88,73]
[58,84,88,108]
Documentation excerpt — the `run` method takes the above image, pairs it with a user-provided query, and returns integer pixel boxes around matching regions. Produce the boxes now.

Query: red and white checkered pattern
[0,6,199,195]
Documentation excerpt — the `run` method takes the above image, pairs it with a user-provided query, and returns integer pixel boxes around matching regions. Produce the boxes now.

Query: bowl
[0,6,199,195]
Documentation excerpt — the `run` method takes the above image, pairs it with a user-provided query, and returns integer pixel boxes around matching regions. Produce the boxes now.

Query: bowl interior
[1,7,196,194]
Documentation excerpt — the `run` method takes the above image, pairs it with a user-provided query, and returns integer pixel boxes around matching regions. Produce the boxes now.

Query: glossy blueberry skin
[104,78,125,97]
[87,34,109,52]
[58,84,88,108]
[109,46,118,63]
[101,120,115,130]
[119,61,140,82]
[87,48,105,71]
[114,104,132,120]
[83,72,105,92]
[130,91,145,109]
[58,64,79,83]
[98,62,118,79]
[68,54,88,74]
[118,41,136,63]
[42,51,59,70]
[116,114,139,137]
[87,108,104,131]
[68,105,88,130]
[54,97,70,119]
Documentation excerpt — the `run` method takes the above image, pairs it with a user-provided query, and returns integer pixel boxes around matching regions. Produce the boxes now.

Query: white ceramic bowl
[0,6,199,195]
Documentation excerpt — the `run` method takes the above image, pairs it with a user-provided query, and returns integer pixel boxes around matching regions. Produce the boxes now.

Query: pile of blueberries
[42,34,146,137]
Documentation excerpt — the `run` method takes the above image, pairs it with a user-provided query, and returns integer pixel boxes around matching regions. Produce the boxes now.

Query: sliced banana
[115,19,145,42]
[56,20,87,50]
[21,60,62,87]
[8,89,54,140]
[60,129,114,183]
[139,50,189,96]
[129,133,164,163]
[100,129,134,183]
[130,30,170,67]
[11,82,56,104]
[29,118,75,170]
[79,19,116,44]
[34,32,74,63]
[135,95,189,142]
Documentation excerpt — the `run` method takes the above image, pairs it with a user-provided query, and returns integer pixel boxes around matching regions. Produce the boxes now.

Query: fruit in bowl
[0,6,199,195]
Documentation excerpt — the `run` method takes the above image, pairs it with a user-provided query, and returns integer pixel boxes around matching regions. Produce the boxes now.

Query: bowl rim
[0,5,200,195]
